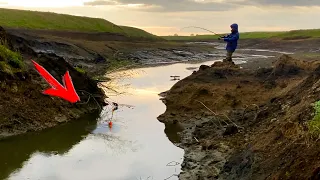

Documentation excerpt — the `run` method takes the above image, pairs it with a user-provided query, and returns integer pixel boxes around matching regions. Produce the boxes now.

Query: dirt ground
[0,27,107,138]
[10,27,316,77]
[5,27,219,77]
[158,54,320,180]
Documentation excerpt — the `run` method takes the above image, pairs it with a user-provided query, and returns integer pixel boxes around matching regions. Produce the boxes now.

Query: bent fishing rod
[180,26,225,38]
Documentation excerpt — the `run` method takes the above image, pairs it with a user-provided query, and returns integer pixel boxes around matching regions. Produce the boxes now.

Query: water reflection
[0,111,100,180]
[164,122,184,144]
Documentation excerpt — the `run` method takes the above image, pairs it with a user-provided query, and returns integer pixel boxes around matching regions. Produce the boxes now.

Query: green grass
[0,45,24,75]
[0,8,159,40]
[308,100,320,136]
[74,67,86,74]
[162,29,320,41]
[0,61,13,75]
[119,26,161,40]
[276,29,320,39]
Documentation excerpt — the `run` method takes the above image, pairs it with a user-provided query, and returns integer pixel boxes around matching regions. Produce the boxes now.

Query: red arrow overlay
[32,60,80,103]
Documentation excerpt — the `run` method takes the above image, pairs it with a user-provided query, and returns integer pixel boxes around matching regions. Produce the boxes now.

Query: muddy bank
[5,27,221,77]
[0,27,107,139]
[5,27,290,77]
[181,38,320,54]
[158,54,320,179]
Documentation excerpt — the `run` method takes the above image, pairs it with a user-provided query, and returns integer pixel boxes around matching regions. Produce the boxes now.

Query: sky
[0,0,319,35]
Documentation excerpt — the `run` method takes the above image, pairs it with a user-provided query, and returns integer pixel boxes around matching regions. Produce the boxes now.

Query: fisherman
[218,23,239,63]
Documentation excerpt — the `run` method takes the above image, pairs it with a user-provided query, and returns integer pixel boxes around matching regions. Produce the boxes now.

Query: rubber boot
[223,57,232,63]
[222,58,229,62]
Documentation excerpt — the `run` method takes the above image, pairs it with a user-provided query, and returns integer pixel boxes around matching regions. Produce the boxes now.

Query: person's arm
[218,34,230,40]
[221,34,230,38]
[224,34,238,42]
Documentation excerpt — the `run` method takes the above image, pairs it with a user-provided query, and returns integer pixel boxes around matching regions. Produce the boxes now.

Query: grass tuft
[308,100,320,135]
[74,67,86,74]
[0,45,24,74]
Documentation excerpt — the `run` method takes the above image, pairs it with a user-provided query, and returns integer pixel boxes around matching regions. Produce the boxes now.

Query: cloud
[83,0,238,11]
[84,0,119,5]
[235,0,320,6]
[84,0,320,12]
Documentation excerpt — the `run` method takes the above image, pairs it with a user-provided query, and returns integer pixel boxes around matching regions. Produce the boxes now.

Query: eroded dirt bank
[0,27,107,138]
[158,54,320,179]
[5,27,221,77]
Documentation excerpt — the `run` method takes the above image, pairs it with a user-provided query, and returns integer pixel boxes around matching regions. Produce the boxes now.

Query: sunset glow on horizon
[0,0,319,36]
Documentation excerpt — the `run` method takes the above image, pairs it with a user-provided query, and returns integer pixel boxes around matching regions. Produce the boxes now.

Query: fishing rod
[180,26,224,37]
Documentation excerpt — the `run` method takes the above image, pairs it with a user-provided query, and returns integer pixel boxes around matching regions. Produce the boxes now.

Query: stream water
[0,52,275,180]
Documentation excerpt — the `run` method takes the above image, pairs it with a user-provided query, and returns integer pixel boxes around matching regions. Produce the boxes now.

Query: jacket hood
[230,23,238,32]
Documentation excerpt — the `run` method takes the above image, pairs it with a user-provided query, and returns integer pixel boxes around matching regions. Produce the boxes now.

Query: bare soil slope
[158,55,320,179]
[0,27,106,138]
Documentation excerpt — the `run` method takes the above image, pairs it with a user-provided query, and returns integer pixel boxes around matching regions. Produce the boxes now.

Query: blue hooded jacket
[223,23,239,52]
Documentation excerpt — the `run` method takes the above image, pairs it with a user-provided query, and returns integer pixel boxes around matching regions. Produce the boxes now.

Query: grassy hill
[162,29,320,41]
[0,8,160,40]
[2,8,319,42]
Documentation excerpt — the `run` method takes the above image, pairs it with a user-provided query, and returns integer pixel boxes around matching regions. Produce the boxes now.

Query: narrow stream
[0,56,265,180]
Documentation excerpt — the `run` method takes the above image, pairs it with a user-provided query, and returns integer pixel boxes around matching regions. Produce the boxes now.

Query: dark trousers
[223,51,234,62]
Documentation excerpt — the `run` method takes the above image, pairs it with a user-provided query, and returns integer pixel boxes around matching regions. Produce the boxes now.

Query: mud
[159,54,320,179]
[5,27,290,77]
[187,38,320,54]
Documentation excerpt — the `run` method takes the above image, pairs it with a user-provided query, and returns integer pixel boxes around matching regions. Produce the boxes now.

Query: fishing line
[180,26,222,36]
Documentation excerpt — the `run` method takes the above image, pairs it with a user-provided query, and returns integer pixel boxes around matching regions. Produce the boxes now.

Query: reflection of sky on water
[9,60,238,180]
